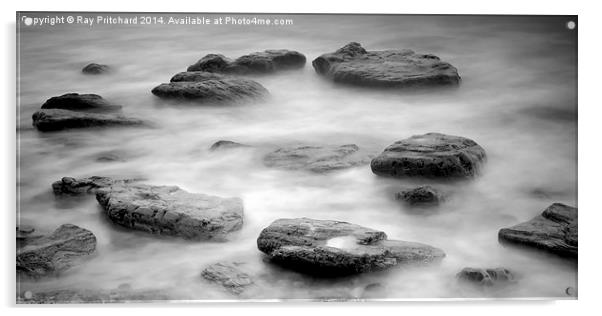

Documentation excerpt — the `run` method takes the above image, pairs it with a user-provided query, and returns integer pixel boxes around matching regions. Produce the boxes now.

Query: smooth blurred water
[16,14,577,300]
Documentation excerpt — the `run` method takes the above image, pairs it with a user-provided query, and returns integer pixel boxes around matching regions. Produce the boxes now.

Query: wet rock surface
[82,63,110,74]
[95,183,244,240]
[17,224,97,279]
[371,133,486,178]
[41,93,121,113]
[151,78,268,103]
[52,176,138,195]
[32,109,145,132]
[201,262,254,295]
[187,50,306,74]
[263,144,372,173]
[498,203,577,257]
[396,186,444,206]
[257,218,445,275]
[312,42,460,88]
[209,140,249,151]
[457,267,515,286]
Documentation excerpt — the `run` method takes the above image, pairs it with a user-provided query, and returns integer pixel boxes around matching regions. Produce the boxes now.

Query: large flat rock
[187,50,306,74]
[95,183,244,240]
[312,42,460,88]
[371,133,486,178]
[263,144,372,173]
[32,109,145,132]
[257,218,445,275]
[41,93,121,112]
[151,76,268,103]
[498,203,577,257]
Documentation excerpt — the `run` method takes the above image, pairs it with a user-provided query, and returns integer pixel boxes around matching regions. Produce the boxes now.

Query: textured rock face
[151,78,268,103]
[371,133,486,178]
[201,262,254,295]
[457,267,514,286]
[396,186,444,206]
[187,50,306,74]
[257,218,445,275]
[498,203,577,257]
[95,183,244,240]
[17,224,97,278]
[82,63,110,74]
[32,109,145,132]
[51,176,137,195]
[41,93,121,112]
[209,140,249,151]
[312,42,460,88]
[264,144,372,173]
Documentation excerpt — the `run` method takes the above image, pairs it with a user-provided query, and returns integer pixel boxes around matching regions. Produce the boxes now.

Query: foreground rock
[498,203,577,257]
[209,140,249,151]
[52,176,139,195]
[187,50,306,74]
[396,186,444,206]
[201,262,254,295]
[32,109,145,132]
[312,42,460,88]
[371,133,486,178]
[96,183,244,240]
[17,224,96,278]
[457,267,515,286]
[264,144,372,173]
[18,286,170,304]
[257,218,445,275]
[82,63,110,75]
[152,76,268,103]
[41,93,121,112]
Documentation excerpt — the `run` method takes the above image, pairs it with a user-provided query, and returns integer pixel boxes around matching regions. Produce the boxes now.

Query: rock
[201,262,254,295]
[17,224,97,278]
[18,287,171,304]
[51,176,138,195]
[32,109,145,132]
[95,183,244,240]
[263,144,372,173]
[456,267,514,286]
[170,71,228,82]
[257,218,445,275]
[209,140,249,151]
[16,225,35,238]
[498,203,577,257]
[151,78,268,103]
[187,50,306,74]
[312,42,460,88]
[95,150,128,162]
[396,186,444,206]
[371,133,486,178]
[41,93,121,112]
[82,63,110,74]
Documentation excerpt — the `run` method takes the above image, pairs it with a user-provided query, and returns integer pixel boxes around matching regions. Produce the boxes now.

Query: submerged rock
[263,144,372,173]
[187,50,306,74]
[498,203,577,257]
[17,224,97,278]
[51,176,137,195]
[151,78,268,103]
[95,183,244,240]
[201,262,254,295]
[312,42,460,88]
[371,133,486,178]
[396,186,444,206]
[456,267,515,286]
[257,218,445,275]
[41,93,121,112]
[82,63,110,75]
[209,140,249,151]
[32,109,145,132]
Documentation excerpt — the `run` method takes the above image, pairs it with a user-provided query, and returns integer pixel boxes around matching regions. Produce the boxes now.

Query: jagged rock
[32,109,145,132]
[201,262,254,295]
[257,218,445,275]
[312,42,460,88]
[498,203,577,257]
[95,183,244,240]
[456,267,514,286]
[151,78,268,103]
[263,144,372,173]
[82,63,110,74]
[371,133,486,178]
[18,287,171,304]
[209,140,249,151]
[51,176,137,195]
[187,50,306,74]
[41,93,121,112]
[396,186,444,206]
[17,224,97,278]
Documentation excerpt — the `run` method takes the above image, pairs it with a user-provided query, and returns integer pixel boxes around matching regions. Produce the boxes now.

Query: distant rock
[499,203,577,257]
[209,140,249,151]
[95,183,244,240]
[201,262,254,295]
[52,176,138,195]
[257,218,445,275]
[32,109,145,132]
[151,78,268,103]
[17,224,96,278]
[82,63,110,75]
[95,150,129,162]
[396,186,444,206]
[371,133,486,178]
[263,144,372,173]
[41,93,121,112]
[456,267,515,286]
[187,50,306,74]
[312,42,460,88]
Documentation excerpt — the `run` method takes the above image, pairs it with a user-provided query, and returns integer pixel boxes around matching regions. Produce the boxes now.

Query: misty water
[17,14,577,300]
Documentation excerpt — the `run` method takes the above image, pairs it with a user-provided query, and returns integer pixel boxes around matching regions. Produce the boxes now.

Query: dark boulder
[263,144,372,173]
[209,140,249,151]
[95,183,244,240]
[151,78,268,103]
[82,63,110,75]
[257,218,445,275]
[187,50,306,74]
[312,42,460,88]
[201,262,254,295]
[17,224,97,278]
[456,267,515,286]
[371,133,486,178]
[32,109,145,132]
[396,186,444,206]
[498,203,577,257]
[41,93,121,113]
